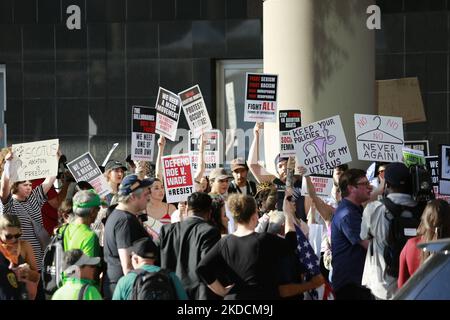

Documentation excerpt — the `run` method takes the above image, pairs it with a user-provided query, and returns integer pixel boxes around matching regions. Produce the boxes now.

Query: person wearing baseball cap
[209,168,235,234]
[102,174,153,299]
[103,160,128,206]
[360,162,417,300]
[228,158,257,197]
[52,249,102,300]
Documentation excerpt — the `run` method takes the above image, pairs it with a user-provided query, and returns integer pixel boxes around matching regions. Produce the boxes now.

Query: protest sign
[355,114,404,162]
[402,147,425,167]
[188,130,220,176]
[290,115,352,175]
[427,155,450,202]
[301,176,333,199]
[439,145,450,195]
[131,106,156,161]
[11,139,59,182]
[67,152,112,197]
[155,87,182,141]
[162,154,194,203]
[244,73,278,122]
[279,110,301,157]
[179,85,212,138]
[404,140,429,156]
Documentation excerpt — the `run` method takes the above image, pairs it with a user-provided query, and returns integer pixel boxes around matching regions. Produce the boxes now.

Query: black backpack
[41,225,68,296]
[129,269,177,300]
[381,197,423,278]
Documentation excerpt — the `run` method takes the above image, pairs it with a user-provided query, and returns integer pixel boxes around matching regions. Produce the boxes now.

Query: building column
[262,0,375,173]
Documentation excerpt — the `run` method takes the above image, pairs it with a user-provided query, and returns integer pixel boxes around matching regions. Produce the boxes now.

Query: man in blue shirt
[331,168,373,300]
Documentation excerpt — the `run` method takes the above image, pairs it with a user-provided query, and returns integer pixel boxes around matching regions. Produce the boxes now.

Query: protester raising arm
[303,174,335,225]
[155,136,166,181]
[0,150,13,204]
[194,134,206,192]
[247,123,276,184]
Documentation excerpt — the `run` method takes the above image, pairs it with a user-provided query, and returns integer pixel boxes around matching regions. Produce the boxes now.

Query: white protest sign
[11,139,59,182]
[290,115,352,175]
[244,73,278,122]
[66,152,112,198]
[179,85,212,138]
[355,114,404,163]
[131,106,156,161]
[155,87,182,141]
[301,176,334,199]
[162,154,195,203]
[188,130,220,176]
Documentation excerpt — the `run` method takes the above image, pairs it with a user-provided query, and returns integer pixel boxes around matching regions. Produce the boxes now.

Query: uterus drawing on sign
[302,128,336,164]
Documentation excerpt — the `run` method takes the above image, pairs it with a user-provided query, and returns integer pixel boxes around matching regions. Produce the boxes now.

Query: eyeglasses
[378,169,385,174]
[4,233,22,240]
[355,181,371,187]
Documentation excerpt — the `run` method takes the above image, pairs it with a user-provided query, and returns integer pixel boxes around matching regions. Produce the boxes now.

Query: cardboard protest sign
[427,155,450,201]
[290,115,352,175]
[162,154,194,203]
[66,152,112,198]
[404,140,429,156]
[179,85,212,138]
[402,147,425,167]
[155,87,182,141]
[279,110,301,157]
[244,73,278,122]
[301,176,333,199]
[11,139,59,182]
[439,145,450,195]
[131,106,156,161]
[355,114,404,163]
[188,130,220,176]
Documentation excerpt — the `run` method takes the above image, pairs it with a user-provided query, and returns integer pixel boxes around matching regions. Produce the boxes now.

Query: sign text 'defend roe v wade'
[244,73,278,122]
[155,87,182,142]
[290,115,352,175]
[131,106,156,162]
[11,139,59,182]
[355,114,404,162]
[162,154,194,203]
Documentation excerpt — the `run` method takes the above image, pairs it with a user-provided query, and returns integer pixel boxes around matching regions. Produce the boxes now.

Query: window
[216,60,263,168]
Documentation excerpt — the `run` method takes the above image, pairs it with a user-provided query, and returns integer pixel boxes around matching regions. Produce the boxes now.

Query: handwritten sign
[355,114,404,163]
[301,176,333,199]
[290,115,352,175]
[11,139,59,182]
[179,85,212,138]
[66,152,112,198]
[188,130,220,176]
[131,106,156,161]
[279,110,301,157]
[244,73,278,122]
[162,154,194,203]
[155,87,182,141]
[404,140,429,156]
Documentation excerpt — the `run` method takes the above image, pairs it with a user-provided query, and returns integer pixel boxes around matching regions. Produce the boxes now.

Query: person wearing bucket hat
[102,174,153,299]
[52,249,102,300]
[58,189,104,259]
[247,123,307,221]
[360,162,417,300]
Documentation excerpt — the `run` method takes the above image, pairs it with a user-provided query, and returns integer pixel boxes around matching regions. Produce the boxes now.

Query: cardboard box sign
[376,77,426,124]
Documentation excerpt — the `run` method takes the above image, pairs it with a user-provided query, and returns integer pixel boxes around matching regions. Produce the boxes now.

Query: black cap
[384,162,410,187]
[130,237,158,259]
[274,153,289,167]
[105,160,127,172]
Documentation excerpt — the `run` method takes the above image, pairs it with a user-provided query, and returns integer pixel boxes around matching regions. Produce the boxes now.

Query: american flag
[294,224,321,299]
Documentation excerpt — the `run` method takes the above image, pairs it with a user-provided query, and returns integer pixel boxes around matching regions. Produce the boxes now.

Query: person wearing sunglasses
[0,214,40,300]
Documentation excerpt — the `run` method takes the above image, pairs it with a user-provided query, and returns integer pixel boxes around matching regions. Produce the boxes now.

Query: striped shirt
[2,185,47,270]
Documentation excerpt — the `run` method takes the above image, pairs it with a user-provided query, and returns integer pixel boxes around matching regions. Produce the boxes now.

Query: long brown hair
[417,199,450,263]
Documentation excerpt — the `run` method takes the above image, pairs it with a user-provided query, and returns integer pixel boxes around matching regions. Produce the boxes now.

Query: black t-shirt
[103,209,149,283]
[0,253,22,300]
[273,177,306,221]
[196,231,297,300]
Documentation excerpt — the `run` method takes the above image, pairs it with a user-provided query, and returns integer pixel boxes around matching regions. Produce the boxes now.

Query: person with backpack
[112,237,187,300]
[360,162,418,300]
[52,249,102,300]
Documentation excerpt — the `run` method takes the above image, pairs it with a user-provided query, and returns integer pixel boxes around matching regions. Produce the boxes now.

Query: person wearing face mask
[0,214,40,300]
[247,123,306,222]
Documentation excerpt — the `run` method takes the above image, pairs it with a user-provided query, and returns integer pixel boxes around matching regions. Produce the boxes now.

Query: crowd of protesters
[0,122,448,301]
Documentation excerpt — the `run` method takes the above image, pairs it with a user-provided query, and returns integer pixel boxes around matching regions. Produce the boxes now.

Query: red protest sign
[162,154,194,203]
